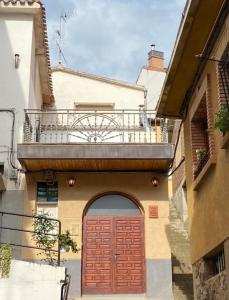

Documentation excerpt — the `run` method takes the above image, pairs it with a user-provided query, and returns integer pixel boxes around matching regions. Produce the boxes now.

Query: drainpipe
[0,109,23,172]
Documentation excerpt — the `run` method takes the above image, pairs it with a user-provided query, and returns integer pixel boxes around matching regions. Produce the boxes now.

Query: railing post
[122,110,125,143]
[57,219,61,266]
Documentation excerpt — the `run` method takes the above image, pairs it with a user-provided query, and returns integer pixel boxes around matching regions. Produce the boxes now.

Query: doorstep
[72,295,148,300]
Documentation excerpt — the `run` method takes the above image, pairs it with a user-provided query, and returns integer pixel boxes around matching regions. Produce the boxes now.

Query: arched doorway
[82,193,145,294]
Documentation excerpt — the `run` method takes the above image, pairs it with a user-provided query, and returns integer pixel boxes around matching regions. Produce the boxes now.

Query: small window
[205,248,226,277]
[37,182,58,203]
[191,95,211,178]
[74,102,115,111]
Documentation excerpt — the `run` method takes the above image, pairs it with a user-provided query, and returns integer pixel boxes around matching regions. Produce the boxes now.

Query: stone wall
[193,259,227,300]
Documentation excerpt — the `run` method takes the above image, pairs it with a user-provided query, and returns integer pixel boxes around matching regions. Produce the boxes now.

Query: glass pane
[86,194,141,216]
[37,182,48,202]
[37,182,58,202]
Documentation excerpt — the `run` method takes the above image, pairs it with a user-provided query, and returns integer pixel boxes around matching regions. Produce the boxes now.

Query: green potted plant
[59,230,78,253]
[32,211,79,265]
[196,148,207,162]
[214,105,229,135]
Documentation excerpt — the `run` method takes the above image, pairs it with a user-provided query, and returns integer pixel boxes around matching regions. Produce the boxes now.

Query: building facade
[17,66,174,299]
[158,0,229,299]
[0,1,175,299]
[137,48,166,110]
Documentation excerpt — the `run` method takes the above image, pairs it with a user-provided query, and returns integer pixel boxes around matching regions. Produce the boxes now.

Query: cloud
[43,0,186,82]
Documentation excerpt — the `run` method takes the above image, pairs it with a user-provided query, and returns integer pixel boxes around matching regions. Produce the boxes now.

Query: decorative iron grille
[219,44,229,109]
[23,109,168,144]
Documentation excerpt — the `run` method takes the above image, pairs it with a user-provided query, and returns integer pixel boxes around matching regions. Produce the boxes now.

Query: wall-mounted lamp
[67,177,76,187]
[144,89,148,99]
[195,53,223,63]
[151,176,159,187]
[195,53,229,110]
[15,53,20,69]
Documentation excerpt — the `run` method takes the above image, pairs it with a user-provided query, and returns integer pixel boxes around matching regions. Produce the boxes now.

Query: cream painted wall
[23,172,171,261]
[52,70,145,110]
[184,17,229,263]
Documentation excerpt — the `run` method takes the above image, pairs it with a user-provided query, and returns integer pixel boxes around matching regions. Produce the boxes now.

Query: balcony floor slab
[17,143,173,172]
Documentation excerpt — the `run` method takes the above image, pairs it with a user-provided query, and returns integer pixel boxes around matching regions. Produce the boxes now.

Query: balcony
[18,110,173,172]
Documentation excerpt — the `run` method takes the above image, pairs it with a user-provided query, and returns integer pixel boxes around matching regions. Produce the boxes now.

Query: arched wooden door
[82,194,145,294]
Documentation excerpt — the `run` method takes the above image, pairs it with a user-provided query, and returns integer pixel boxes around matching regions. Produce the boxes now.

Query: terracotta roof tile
[0,0,39,5]
[39,2,54,102]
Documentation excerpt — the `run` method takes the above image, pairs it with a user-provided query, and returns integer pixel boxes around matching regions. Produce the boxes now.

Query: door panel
[114,217,145,293]
[83,217,113,294]
[82,216,145,294]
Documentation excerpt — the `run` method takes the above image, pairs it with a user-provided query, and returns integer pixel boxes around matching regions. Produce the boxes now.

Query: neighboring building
[157,0,229,299]
[52,65,145,110]
[169,120,194,300]
[0,0,53,257]
[137,48,166,110]
[170,121,188,227]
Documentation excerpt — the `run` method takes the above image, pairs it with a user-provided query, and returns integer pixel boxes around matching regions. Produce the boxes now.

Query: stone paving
[72,295,148,300]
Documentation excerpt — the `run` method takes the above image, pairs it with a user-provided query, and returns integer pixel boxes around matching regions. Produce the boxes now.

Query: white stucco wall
[0,13,42,154]
[0,13,42,174]
[137,68,166,110]
[52,70,145,110]
[0,12,43,252]
[0,260,65,300]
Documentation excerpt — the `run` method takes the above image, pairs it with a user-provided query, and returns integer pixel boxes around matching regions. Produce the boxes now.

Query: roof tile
[0,0,38,4]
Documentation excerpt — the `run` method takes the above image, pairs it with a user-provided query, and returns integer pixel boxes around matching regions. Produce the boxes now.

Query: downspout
[0,109,23,172]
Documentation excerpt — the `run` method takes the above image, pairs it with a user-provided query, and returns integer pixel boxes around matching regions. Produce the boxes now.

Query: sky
[43,0,186,82]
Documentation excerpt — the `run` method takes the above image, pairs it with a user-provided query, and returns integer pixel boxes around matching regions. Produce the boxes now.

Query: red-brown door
[82,216,145,294]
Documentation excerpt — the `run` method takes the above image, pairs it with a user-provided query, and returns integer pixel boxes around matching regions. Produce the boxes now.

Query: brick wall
[190,75,215,176]
[206,74,215,157]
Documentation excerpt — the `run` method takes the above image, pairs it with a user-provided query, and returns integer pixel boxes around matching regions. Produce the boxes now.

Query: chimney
[147,46,164,71]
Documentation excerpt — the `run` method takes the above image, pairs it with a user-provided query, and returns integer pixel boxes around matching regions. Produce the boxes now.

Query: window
[85,194,141,216]
[74,102,115,111]
[37,182,58,203]
[205,248,226,277]
[191,95,211,178]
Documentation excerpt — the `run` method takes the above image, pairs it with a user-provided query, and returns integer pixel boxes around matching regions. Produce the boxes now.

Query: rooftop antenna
[56,9,76,66]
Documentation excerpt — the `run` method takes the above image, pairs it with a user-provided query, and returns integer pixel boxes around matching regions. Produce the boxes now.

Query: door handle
[114,253,120,260]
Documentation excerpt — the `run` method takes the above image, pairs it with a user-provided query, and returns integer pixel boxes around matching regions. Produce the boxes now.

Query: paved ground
[73,295,148,300]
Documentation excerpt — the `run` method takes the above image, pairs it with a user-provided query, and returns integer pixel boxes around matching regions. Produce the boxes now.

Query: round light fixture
[151,177,159,187]
[68,177,76,187]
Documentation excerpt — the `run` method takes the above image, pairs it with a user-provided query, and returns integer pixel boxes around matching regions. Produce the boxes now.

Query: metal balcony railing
[23,109,168,144]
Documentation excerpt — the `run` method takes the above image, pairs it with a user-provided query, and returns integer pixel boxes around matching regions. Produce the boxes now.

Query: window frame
[37,181,58,203]
[189,75,216,189]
